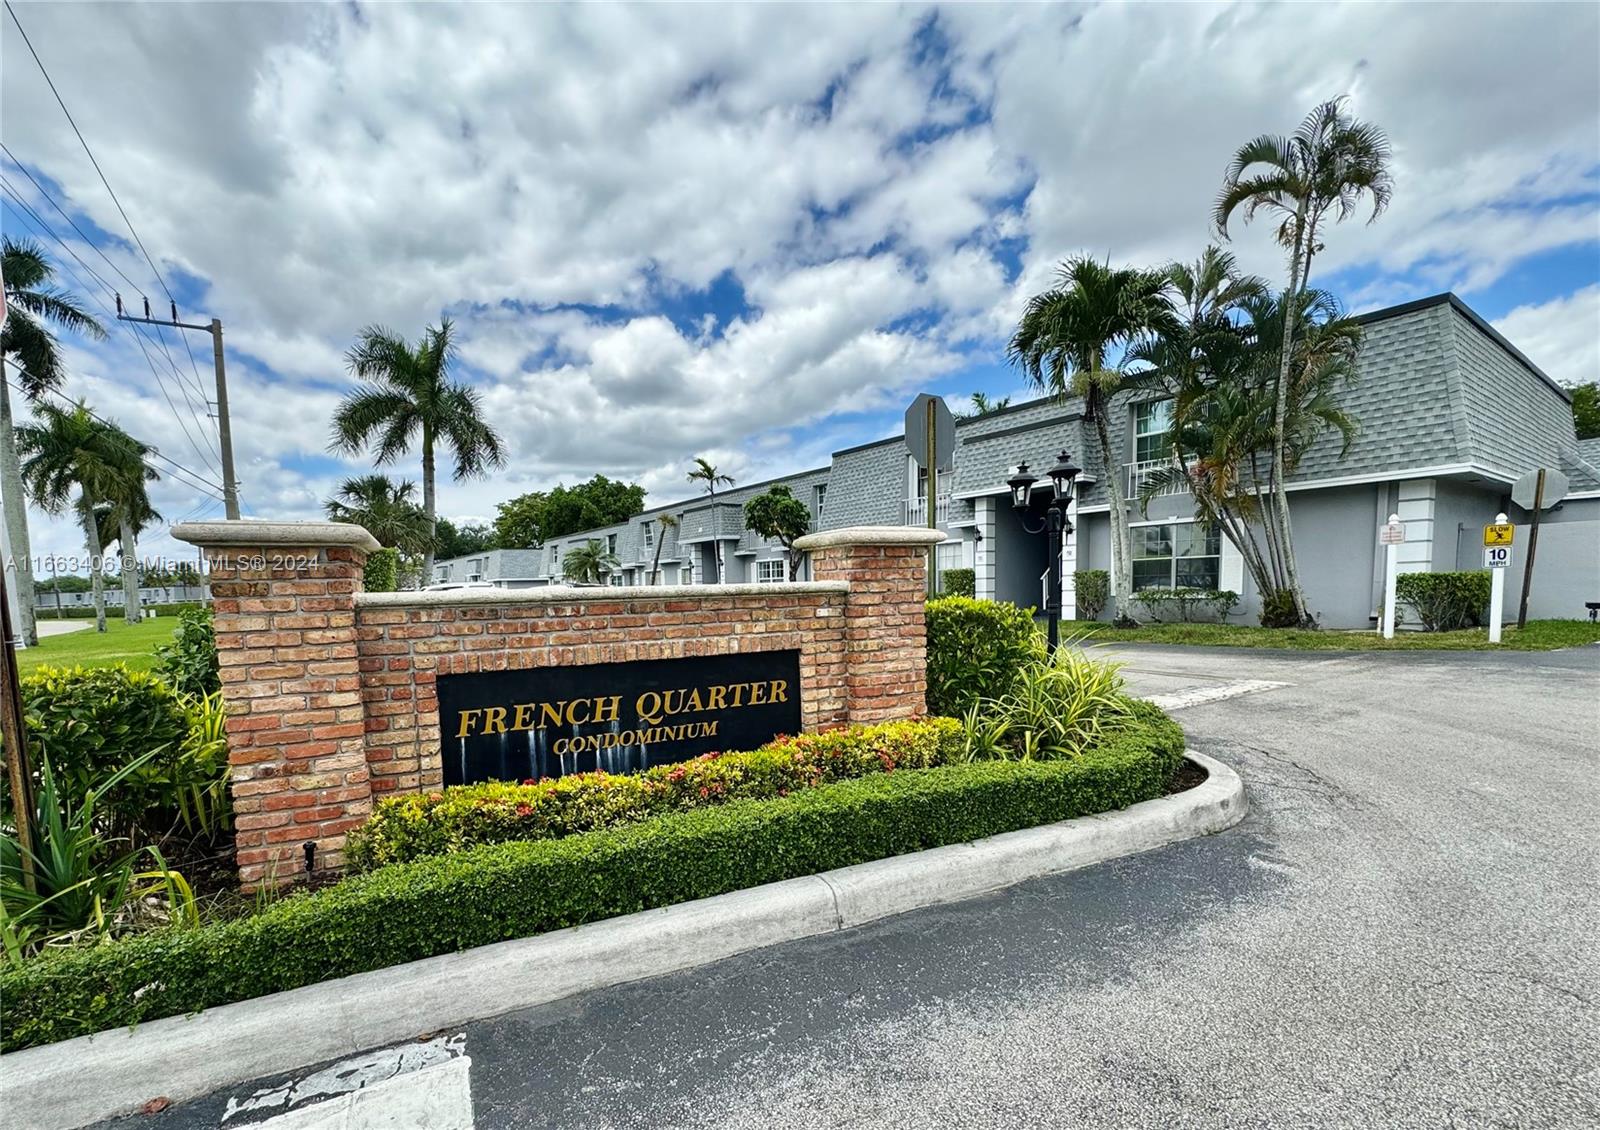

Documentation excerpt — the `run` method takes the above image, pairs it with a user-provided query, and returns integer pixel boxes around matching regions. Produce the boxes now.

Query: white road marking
[222,1034,473,1129]
[1144,679,1289,712]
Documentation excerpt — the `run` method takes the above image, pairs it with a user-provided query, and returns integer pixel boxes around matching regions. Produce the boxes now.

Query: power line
[4,0,213,413]
[0,142,148,299]
[5,374,228,503]
[1,179,224,472]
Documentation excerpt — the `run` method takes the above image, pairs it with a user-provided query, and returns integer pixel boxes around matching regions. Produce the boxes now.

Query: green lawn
[1076,619,1600,652]
[17,616,177,673]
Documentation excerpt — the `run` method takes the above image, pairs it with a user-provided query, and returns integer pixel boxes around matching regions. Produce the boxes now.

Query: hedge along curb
[0,751,1244,1130]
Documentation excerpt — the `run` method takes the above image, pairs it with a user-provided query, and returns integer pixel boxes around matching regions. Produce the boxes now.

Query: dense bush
[155,607,220,698]
[15,666,189,833]
[348,718,963,870]
[28,602,203,621]
[1395,571,1492,632]
[364,547,400,593]
[1074,570,1109,620]
[1132,587,1239,623]
[0,708,1183,1052]
[1259,587,1300,628]
[940,567,975,598]
[925,596,1042,718]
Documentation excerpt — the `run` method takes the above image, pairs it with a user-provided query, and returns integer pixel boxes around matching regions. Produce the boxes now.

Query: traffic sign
[1483,522,1514,547]
[1483,545,1511,569]
[904,393,955,472]
[1511,468,1568,511]
[1379,520,1405,545]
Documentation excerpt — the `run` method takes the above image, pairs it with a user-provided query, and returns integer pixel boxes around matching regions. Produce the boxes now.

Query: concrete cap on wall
[793,525,948,551]
[171,520,382,553]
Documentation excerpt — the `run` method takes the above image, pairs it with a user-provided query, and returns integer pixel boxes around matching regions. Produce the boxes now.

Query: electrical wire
[1,179,224,473]
[4,1,215,434]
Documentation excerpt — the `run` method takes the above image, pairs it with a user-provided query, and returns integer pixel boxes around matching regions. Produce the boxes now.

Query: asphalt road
[114,644,1600,1130]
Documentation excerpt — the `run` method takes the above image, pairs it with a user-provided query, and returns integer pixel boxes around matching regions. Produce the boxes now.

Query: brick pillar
[796,525,945,724]
[172,521,380,888]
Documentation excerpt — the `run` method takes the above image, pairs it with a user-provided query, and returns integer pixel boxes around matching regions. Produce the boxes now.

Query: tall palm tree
[686,457,734,583]
[97,427,160,626]
[561,539,620,586]
[1009,256,1176,622]
[16,402,145,634]
[329,319,505,580]
[649,512,679,585]
[1215,97,1392,622]
[324,473,434,556]
[1,237,107,645]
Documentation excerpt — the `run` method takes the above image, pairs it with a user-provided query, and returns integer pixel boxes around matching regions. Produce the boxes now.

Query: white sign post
[1379,514,1404,639]
[1483,513,1513,643]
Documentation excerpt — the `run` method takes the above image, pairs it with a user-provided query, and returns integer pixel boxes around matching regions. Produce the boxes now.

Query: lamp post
[1007,451,1081,655]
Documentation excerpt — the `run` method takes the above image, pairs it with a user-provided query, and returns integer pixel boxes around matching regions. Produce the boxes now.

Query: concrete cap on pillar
[793,525,948,551]
[171,519,382,553]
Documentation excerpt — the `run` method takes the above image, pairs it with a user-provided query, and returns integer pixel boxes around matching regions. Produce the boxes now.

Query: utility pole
[116,297,240,519]
[1,550,37,892]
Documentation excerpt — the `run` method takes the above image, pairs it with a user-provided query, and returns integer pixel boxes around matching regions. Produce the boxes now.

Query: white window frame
[1130,519,1221,590]
[756,559,786,584]
[642,521,654,547]
[1134,400,1173,466]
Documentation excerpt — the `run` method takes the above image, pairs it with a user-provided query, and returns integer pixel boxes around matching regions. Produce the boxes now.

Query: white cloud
[1494,285,1600,390]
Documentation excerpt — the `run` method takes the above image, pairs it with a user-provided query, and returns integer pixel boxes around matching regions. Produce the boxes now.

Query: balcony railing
[1125,459,1191,499]
[904,495,952,527]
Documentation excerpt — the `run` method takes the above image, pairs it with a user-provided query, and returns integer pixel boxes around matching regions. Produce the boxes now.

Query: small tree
[687,457,735,582]
[562,539,619,585]
[743,486,811,580]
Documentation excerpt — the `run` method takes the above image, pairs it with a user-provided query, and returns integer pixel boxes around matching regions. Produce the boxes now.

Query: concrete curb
[0,751,1245,1129]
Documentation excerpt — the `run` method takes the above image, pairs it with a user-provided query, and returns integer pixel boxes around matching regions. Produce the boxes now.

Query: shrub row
[925,595,1041,718]
[1395,571,1491,631]
[940,567,975,598]
[26,601,204,620]
[0,705,1183,1051]
[347,717,965,871]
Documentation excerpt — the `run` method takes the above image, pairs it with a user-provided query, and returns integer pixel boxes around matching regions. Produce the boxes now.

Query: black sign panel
[436,650,803,786]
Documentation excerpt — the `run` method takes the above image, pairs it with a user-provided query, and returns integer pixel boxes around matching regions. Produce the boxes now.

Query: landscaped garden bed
[1080,618,1600,651]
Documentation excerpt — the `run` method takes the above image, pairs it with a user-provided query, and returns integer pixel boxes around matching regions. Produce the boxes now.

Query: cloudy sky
[2,2,1596,569]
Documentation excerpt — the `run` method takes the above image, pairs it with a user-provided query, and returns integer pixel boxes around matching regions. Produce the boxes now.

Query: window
[642,521,654,547]
[606,534,618,555]
[936,541,965,573]
[757,559,785,584]
[813,484,827,520]
[1134,400,1173,465]
[1132,522,1220,590]
[609,573,624,587]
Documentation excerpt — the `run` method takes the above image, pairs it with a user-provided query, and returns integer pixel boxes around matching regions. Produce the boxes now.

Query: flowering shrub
[346,717,964,871]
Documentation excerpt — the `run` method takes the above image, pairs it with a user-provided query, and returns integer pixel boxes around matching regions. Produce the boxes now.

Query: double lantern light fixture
[1007,451,1082,654]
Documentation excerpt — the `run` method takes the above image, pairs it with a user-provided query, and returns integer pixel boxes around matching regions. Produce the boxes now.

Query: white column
[974,495,997,601]
[1395,479,1436,576]
[1060,496,1079,620]
[1488,511,1507,644]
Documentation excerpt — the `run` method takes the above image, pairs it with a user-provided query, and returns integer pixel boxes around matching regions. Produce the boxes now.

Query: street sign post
[1379,514,1404,639]
[1484,513,1513,643]
[1511,468,1567,629]
[904,393,956,595]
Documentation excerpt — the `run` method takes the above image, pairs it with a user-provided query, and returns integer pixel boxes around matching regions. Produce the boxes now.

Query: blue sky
[2,2,1596,566]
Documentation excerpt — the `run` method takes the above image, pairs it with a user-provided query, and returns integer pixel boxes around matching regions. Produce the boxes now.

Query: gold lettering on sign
[452,680,791,741]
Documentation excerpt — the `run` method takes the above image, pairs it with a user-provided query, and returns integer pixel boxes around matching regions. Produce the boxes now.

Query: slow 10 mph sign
[1483,522,1514,547]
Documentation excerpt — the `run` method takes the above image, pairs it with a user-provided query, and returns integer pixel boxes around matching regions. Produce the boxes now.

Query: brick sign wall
[174,522,943,887]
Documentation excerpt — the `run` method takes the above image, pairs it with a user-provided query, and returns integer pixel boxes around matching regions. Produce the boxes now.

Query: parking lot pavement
[105,644,1600,1130]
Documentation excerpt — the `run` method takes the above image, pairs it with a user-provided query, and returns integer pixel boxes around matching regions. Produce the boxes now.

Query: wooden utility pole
[1516,469,1546,631]
[115,301,240,520]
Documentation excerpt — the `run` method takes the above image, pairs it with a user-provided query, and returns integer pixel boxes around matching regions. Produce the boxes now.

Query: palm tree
[324,474,434,556]
[649,512,679,585]
[561,539,620,585]
[1,236,106,645]
[1215,97,1392,622]
[1009,256,1176,621]
[97,427,160,626]
[329,319,505,580]
[1135,288,1361,614]
[965,392,1012,418]
[16,402,146,633]
[686,457,734,583]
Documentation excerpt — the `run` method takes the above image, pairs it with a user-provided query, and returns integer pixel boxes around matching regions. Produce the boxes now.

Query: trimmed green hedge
[0,706,1183,1051]
[925,595,1042,718]
[1395,571,1491,631]
[363,547,400,593]
[348,718,963,871]
[940,567,975,598]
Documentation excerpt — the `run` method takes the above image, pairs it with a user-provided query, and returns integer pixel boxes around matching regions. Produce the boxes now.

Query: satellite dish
[1511,469,1568,511]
